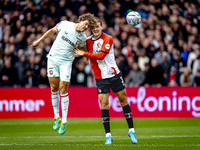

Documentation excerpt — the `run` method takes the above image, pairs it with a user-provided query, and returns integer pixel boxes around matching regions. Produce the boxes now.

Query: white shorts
[47,59,72,82]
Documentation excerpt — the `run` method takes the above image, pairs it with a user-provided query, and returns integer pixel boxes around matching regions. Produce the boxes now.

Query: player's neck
[93,32,103,39]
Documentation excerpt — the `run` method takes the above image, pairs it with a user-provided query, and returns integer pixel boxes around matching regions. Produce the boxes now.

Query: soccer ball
[126,11,141,26]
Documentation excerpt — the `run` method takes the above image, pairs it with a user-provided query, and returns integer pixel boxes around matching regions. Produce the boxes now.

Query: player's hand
[74,48,85,56]
[30,40,40,48]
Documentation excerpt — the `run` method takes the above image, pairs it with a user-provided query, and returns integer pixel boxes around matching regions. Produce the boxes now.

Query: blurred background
[0,0,200,88]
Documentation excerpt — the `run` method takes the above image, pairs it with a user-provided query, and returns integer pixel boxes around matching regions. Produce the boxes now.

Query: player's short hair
[95,19,102,26]
[78,13,96,27]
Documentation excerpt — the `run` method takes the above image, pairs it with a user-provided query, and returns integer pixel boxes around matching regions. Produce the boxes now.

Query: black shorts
[96,73,125,94]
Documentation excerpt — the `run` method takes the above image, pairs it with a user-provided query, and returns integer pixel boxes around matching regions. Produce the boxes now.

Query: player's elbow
[98,53,106,60]
[51,27,57,34]
[98,56,105,60]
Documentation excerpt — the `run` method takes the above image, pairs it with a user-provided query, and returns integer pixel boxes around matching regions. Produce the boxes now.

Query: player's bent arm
[37,26,57,42]
[31,26,57,47]
[84,50,107,60]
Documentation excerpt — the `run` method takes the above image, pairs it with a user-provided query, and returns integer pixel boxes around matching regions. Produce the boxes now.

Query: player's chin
[94,32,100,36]
[82,28,87,32]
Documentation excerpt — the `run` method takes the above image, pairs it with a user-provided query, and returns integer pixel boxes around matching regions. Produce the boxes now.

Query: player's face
[78,20,90,32]
[91,22,103,38]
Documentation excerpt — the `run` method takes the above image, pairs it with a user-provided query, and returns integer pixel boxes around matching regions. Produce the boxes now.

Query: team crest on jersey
[76,40,80,45]
[105,44,110,49]
[49,70,53,75]
[97,42,101,48]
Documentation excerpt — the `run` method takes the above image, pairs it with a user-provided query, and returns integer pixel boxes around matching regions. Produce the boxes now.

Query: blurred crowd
[0,0,200,88]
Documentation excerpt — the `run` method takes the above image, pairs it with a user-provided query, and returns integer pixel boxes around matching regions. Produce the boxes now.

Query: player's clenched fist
[30,40,40,48]
[74,48,85,56]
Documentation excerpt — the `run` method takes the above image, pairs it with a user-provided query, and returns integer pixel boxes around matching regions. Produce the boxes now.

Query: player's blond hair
[78,13,96,27]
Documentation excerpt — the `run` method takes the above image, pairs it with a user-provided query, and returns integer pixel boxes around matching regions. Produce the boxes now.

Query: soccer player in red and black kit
[74,19,137,145]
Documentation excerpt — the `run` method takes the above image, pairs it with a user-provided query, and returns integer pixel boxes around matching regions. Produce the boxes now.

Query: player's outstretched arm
[74,48,107,60]
[30,26,57,48]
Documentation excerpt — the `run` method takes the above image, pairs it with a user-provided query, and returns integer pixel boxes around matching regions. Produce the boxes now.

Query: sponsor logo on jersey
[65,31,68,35]
[105,44,110,49]
[61,36,76,47]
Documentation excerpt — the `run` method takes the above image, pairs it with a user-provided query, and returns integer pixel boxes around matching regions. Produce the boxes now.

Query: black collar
[91,32,103,41]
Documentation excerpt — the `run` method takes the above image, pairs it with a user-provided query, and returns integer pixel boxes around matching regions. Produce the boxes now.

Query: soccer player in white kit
[30,13,96,135]
[74,19,137,144]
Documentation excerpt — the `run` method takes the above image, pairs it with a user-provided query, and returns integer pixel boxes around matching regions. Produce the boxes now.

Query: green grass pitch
[0,118,199,150]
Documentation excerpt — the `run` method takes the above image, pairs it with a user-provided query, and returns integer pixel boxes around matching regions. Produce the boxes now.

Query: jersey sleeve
[84,51,107,60]
[101,36,113,53]
[56,21,67,32]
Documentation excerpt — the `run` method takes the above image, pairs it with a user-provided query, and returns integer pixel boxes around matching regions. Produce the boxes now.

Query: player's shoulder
[87,35,93,39]
[102,33,112,40]
[60,20,74,25]
[102,33,113,42]
[86,35,93,41]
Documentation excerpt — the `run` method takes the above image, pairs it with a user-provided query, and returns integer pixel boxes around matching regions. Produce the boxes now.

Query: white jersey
[47,20,87,64]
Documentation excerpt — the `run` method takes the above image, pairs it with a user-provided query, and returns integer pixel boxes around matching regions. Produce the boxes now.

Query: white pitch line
[0,143,199,147]
[0,135,200,139]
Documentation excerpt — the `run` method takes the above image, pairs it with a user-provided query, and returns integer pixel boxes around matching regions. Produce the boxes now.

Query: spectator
[181,42,190,63]
[180,68,193,87]
[125,62,145,87]
[23,67,39,88]
[120,31,128,48]
[144,58,164,87]
[71,59,87,86]
[0,17,5,41]
[85,64,96,87]
[0,57,15,87]
[13,52,28,86]
[194,69,200,86]
[192,56,200,76]
[138,49,149,71]
[167,66,179,87]
[171,50,186,73]
[187,43,200,72]
[39,67,49,88]
[116,54,129,80]
[121,36,134,57]
[154,42,171,64]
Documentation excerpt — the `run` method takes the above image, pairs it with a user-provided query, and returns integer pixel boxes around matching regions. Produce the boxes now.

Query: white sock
[129,128,135,132]
[106,133,111,137]
[51,91,60,118]
[61,93,69,123]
